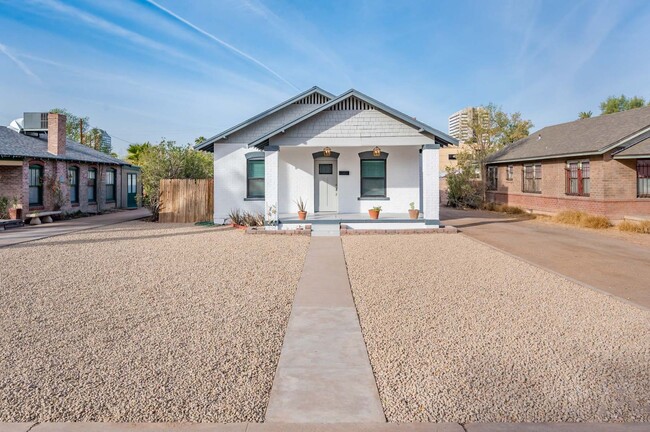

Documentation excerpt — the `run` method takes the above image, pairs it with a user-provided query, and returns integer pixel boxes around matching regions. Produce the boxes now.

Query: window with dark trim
[506,165,513,181]
[29,165,43,206]
[68,167,79,204]
[522,163,542,193]
[487,166,498,190]
[565,161,590,196]
[360,159,386,197]
[638,159,650,198]
[247,159,265,198]
[106,169,116,201]
[88,168,97,203]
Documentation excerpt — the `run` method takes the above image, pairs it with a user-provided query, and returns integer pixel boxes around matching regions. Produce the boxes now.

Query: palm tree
[126,142,151,165]
[578,111,593,119]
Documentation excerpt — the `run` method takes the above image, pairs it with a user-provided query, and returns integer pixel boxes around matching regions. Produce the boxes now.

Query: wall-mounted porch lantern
[372,146,382,157]
[323,146,332,157]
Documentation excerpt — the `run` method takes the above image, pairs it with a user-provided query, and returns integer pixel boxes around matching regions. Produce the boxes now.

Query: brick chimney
[48,112,66,155]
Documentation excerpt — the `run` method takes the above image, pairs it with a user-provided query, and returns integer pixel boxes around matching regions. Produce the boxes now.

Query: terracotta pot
[9,208,22,220]
[298,211,307,220]
[368,209,380,220]
[408,209,420,219]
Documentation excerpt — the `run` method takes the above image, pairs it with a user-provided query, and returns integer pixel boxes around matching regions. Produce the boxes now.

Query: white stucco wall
[213,144,265,222]
[278,145,422,215]
[213,107,442,222]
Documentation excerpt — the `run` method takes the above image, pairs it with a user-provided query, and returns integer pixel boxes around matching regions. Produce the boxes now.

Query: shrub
[228,209,265,227]
[0,196,9,219]
[553,210,611,229]
[618,220,650,234]
[446,169,483,208]
[482,202,526,215]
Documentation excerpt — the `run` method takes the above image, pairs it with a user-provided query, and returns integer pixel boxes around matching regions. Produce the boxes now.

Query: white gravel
[0,222,309,422]
[342,234,650,423]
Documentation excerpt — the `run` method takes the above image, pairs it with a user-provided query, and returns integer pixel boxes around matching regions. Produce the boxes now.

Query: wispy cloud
[0,42,41,82]
[144,0,298,90]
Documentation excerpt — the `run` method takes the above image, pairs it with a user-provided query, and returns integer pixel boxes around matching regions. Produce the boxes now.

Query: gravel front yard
[0,222,309,422]
[343,234,650,423]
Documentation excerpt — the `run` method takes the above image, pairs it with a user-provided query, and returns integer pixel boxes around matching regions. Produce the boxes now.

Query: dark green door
[127,173,138,208]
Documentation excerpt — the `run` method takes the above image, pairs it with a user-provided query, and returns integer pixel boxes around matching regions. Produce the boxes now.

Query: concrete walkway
[0,208,151,248]
[265,237,385,423]
[441,207,650,309]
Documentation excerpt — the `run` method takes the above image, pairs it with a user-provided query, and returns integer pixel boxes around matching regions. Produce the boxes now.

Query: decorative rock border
[340,225,458,235]
[246,226,312,235]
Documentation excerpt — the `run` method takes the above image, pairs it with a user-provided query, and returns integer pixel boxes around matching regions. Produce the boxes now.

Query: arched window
[28,164,43,206]
[68,166,79,204]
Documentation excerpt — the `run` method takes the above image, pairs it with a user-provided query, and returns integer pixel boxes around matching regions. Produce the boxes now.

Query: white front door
[315,160,338,212]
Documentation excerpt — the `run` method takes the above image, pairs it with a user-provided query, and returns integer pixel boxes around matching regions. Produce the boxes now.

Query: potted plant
[9,197,22,220]
[408,201,419,219]
[368,205,382,220]
[294,197,308,220]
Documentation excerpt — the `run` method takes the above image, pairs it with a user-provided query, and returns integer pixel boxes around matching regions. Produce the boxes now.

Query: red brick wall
[0,166,23,203]
[487,156,650,219]
[18,159,123,217]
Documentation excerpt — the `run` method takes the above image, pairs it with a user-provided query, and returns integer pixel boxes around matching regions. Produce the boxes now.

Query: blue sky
[1,0,649,155]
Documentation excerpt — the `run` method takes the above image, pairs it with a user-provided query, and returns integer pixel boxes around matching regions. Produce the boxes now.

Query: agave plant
[294,197,307,212]
[228,208,244,226]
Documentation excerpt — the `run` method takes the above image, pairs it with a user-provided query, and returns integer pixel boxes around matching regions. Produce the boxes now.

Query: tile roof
[489,106,650,163]
[0,126,129,165]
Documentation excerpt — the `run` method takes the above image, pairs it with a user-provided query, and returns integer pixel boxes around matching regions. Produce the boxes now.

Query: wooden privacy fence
[159,179,213,223]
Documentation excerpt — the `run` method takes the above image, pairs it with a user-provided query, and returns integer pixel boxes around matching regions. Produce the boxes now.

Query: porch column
[421,143,440,226]
[264,145,279,224]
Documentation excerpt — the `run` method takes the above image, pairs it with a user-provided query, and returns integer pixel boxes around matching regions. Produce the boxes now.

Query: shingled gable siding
[224,103,324,144]
[282,109,422,139]
[486,153,650,218]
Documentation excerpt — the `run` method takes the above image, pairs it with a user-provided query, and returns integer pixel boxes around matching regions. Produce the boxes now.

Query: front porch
[278,211,433,231]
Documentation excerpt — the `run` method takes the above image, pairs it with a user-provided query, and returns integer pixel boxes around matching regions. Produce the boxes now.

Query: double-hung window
[638,159,650,198]
[106,169,116,201]
[487,166,498,190]
[88,168,97,203]
[29,165,43,206]
[565,161,590,196]
[360,159,386,198]
[68,167,79,204]
[247,159,265,199]
[522,163,542,193]
[506,165,513,181]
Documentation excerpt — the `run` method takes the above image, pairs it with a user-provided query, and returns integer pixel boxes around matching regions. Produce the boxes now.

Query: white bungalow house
[196,87,458,230]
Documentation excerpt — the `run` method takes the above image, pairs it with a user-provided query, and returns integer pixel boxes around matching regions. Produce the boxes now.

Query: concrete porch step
[310,223,340,237]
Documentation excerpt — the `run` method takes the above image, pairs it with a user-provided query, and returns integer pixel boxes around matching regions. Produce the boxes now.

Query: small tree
[599,95,647,114]
[138,140,213,220]
[463,104,533,202]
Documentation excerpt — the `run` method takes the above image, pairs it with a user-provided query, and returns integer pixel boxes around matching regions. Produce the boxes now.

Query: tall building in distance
[447,106,488,142]
[99,129,112,154]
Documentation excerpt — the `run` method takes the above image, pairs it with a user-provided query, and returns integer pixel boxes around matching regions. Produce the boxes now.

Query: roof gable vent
[328,96,374,111]
[293,92,330,105]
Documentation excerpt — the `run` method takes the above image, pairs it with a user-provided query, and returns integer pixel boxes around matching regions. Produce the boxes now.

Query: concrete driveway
[441,207,650,309]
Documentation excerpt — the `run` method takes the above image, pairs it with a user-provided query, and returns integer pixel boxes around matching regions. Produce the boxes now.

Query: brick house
[485,106,650,219]
[0,113,141,218]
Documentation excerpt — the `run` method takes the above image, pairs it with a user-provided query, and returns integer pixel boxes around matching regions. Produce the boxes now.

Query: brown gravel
[0,222,309,422]
[342,234,650,423]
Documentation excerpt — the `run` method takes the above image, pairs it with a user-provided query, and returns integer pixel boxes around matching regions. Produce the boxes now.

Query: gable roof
[489,106,650,163]
[248,89,458,148]
[0,126,129,165]
[613,136,650,159]
[195,86,335,152]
